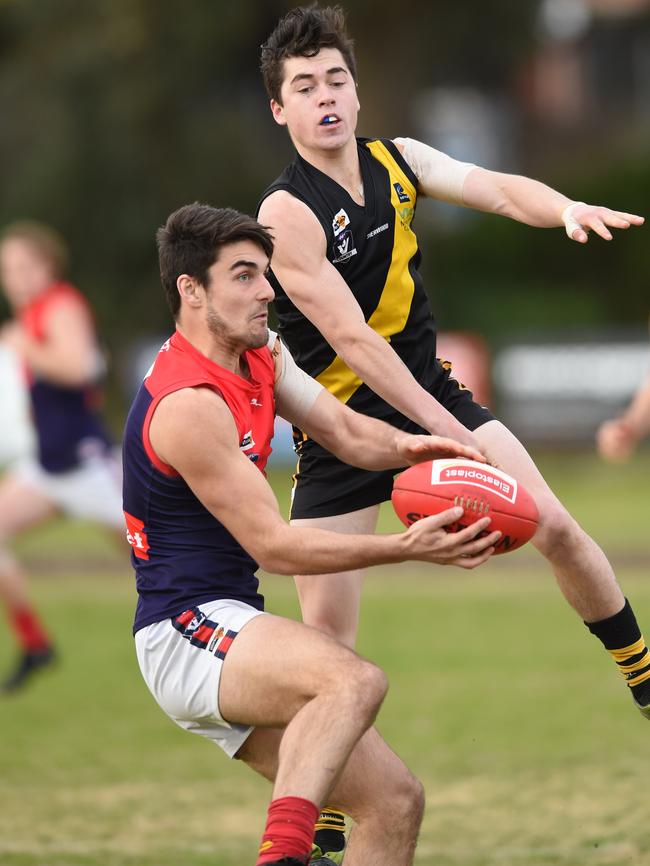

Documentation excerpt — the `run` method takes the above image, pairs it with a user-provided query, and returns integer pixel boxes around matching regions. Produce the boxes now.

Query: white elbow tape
[274,337,324,424]
[561,201,586,239]
[394,136,475,203]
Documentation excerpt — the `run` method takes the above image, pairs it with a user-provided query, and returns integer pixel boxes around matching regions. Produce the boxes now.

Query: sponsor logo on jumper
[332,208,350,237]
[250,397,263,407]
[393,182,410,203]
[239,430,254,450]
[367,222,389,239]
[397,205,415,229]
[124,511,150,560]
[332,228,357,263]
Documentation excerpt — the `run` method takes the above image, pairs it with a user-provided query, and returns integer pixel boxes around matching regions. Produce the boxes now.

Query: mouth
[319,114,340,127]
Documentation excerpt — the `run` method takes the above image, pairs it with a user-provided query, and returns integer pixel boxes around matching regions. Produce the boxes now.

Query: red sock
[7,605,51,652]
[256,796,319,865]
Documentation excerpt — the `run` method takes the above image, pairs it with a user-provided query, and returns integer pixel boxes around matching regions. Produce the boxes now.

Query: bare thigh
[218,612,375,727]
[291,503,380,646]
[474,420,623,619]
[473,420,562,521]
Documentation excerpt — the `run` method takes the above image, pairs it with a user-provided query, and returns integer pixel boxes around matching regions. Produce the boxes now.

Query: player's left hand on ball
[564,203,644,243]
[405,509,501,569]
[400,435,487,466]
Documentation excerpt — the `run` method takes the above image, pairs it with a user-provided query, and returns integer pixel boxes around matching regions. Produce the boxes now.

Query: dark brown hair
[156,203,274,318]
[0,220,69,278]
[260,4,357,104]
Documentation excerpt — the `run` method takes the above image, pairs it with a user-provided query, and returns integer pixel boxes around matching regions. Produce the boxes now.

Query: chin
[248,326,269,350]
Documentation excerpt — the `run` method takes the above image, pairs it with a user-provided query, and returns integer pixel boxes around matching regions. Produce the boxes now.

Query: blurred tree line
[0,0,647,410]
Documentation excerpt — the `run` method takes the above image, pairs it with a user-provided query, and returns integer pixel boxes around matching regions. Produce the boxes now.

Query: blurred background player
[0,221,123,692]
[0,335,34,469]
[597,372,650,462]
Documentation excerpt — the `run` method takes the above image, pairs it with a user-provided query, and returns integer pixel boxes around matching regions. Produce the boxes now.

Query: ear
[176,274,203,309]
[270,98,287,127]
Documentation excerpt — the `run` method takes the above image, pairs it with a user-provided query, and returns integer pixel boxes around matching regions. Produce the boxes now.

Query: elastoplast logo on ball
[432,461,518,504]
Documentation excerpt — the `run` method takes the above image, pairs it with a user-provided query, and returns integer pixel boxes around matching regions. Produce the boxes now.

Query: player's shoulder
[257,156,302,207]
[40,281,88,313]
[362,136,419,191]
[37,282,93,332]
[154,384,233,442]
[361,135,411,169]
[258,189,323,238]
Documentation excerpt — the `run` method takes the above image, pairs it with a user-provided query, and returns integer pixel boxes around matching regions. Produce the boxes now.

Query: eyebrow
[228,259,259,272]
[289,66,348,86]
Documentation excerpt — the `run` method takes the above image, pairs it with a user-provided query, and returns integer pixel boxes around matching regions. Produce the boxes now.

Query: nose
[259,274,275,302]
[317,83,335,106]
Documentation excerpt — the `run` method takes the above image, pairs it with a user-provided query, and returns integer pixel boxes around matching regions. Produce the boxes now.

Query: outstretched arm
[462,170,644,243]
[394,137,645,243]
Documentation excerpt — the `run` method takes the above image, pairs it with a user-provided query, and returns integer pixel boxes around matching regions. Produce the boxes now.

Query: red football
[392,458,539,555]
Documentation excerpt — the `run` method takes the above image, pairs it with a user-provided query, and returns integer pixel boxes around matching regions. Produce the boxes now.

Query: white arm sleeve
[267,330,324,427]
[394,137,476,204]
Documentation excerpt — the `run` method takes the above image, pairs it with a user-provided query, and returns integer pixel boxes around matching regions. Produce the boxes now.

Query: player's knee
[533,496,582,558]
[391,768,425,831]
[360,765,424,840]
[302,608,358,647]
[345,659,388,722]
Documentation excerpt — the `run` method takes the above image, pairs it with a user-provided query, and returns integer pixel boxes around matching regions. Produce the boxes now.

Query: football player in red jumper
[124,202,500,866]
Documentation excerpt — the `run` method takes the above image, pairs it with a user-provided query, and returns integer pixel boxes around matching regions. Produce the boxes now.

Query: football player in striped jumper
[257,11,647,854]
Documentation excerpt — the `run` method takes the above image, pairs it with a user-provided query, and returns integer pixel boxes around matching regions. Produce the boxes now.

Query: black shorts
[290,359,495,520]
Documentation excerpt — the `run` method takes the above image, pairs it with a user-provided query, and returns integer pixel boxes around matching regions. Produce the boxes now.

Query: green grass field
[0,451,649,866]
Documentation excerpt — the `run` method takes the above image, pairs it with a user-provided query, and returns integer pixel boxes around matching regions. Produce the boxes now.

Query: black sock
[586,598,650,705]
[314,808,346,853]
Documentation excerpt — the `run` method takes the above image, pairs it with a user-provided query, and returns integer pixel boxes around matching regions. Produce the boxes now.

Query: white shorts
[12,451,123,529]
[134,599,266,758]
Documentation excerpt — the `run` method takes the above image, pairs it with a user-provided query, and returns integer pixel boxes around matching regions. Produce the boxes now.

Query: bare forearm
[332,329,476,444]
[463,169,570,227]
[259,524,406,574]
[317,409,408,471]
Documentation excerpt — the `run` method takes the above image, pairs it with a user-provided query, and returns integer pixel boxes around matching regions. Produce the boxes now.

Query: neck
[176,321,247,377]
[295,136,363,202]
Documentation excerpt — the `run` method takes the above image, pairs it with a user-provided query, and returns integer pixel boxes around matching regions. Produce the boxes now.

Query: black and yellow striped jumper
[259,137,493,519]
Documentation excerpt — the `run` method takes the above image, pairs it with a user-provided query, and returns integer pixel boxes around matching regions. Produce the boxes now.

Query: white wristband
[561,201,586,239]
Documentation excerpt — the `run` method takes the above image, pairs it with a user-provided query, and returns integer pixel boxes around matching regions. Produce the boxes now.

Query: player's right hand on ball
[399,434,487,466]
[403,506,501,569]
